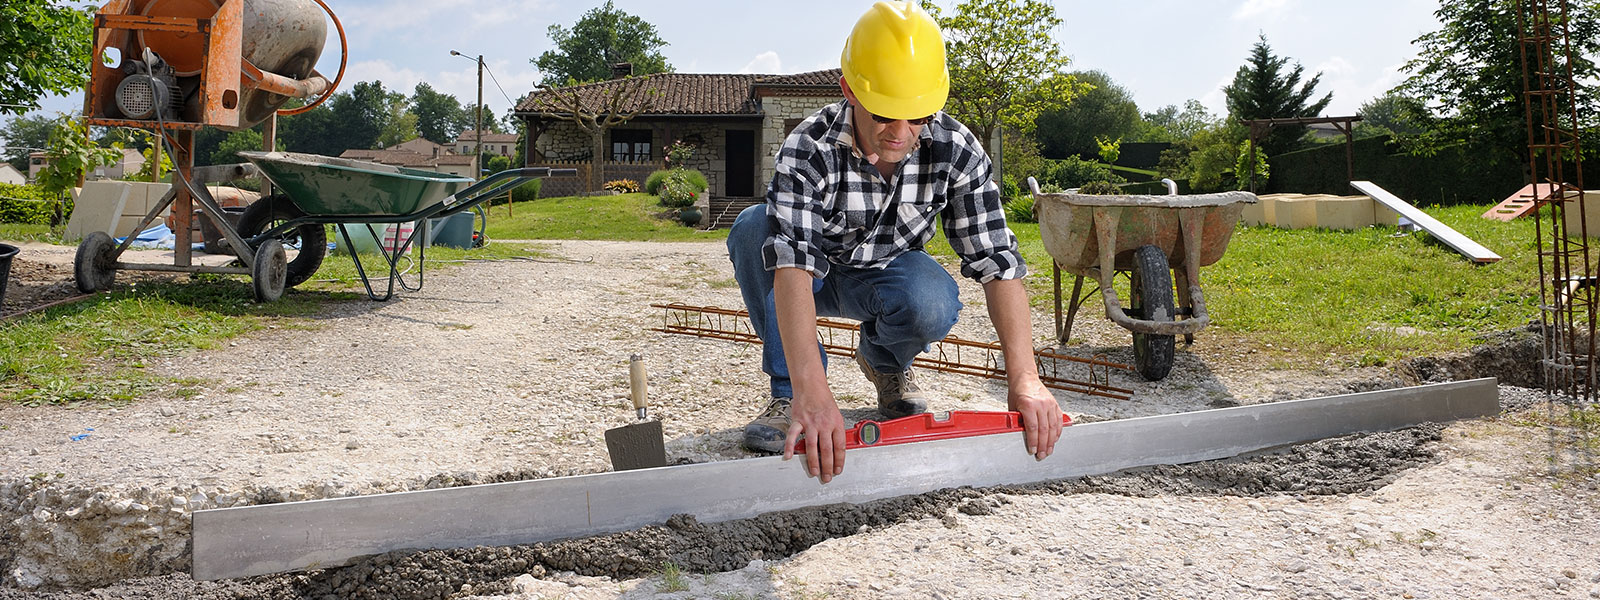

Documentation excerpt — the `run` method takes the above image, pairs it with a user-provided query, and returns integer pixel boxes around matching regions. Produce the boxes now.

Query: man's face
[841,79,927,167]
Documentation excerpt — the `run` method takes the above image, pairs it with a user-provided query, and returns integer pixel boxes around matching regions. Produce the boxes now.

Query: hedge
[0,184,63,225]
[1265,135,1600,205]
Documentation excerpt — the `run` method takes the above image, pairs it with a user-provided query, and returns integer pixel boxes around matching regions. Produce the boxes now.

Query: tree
[326,81,397,152]
[1,113,62,171]
[377,93,418,149]
[529,78,655,191]
[1396,0,1600,166]
[922,0,1085,155]
[212,129,267,165]
[0,2,93,115]
[533,1,672,85]
[35,118,120,227]
[1034,70,1141,159]
[1142,99,1218,143]
[411,83,472,145]
[1353,91,1428,139]
[1183,123,1248,192]
[277,102,338,156]
[1222,35,1332,157]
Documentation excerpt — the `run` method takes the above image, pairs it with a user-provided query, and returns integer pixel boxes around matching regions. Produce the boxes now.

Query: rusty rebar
[650,302,1135,400]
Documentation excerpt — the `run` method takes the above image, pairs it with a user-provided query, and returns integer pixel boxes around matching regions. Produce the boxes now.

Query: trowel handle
[628,354,648,419]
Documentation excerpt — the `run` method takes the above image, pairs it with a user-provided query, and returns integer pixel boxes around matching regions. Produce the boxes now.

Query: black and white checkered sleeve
[762,143,832,279]
[941,137,1028,283]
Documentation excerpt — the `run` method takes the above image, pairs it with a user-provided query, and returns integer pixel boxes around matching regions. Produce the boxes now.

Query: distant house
[27,147,145,181]
[515,68,844,201]
[392,138,449,159]
[338,147,476,179]
[0,163,24,185]
[453,130,520,157]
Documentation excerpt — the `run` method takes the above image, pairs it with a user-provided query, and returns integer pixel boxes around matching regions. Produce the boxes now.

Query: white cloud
[1314,56,1357,77]
[1233,0,1290,21]
[738,51,783,75]
[344,60,426,94]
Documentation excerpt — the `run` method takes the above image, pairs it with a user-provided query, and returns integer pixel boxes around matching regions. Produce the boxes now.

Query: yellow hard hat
[840,1,949,120]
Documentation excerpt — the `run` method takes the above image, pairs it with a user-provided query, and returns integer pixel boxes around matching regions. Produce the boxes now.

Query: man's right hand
[784,388,847,484]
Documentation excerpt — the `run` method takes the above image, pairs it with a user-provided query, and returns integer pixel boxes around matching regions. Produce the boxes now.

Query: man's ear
[839,77,857,104]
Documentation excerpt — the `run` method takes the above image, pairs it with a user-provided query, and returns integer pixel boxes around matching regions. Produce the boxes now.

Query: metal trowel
[604,354,668,471]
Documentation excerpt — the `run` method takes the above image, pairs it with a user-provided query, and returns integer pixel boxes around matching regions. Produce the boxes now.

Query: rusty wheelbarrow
[1028,177,1255,381]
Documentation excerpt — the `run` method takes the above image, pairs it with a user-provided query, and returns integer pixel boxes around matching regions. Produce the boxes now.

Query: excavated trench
[0,421,1458,600]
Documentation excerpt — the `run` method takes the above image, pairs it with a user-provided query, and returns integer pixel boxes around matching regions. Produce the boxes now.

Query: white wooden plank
[1352,181,1502,263]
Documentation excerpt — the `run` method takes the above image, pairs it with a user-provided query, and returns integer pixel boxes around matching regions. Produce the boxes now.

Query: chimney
[610,62,633,80]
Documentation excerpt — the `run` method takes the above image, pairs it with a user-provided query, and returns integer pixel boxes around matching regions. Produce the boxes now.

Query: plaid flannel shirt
[761,101,1026,283]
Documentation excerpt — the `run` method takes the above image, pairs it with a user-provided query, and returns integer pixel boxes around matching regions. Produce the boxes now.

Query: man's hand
[1008,377,1061,461]
[982,277,1064,461]
[784,389,847,483]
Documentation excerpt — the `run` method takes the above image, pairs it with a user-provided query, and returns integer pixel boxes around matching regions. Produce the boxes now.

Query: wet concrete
[0,424,1447,600]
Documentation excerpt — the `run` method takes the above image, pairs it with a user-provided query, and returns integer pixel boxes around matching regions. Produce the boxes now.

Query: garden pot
[678,206,703,227]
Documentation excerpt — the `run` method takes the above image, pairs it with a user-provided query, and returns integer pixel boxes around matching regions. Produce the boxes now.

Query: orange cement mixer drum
[136,0,222,76]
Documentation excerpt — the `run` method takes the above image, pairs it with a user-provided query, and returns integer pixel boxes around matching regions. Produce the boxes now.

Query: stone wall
[757,95,842,189]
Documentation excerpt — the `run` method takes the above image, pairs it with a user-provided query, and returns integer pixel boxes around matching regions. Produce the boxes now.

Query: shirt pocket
[896,196,940,227]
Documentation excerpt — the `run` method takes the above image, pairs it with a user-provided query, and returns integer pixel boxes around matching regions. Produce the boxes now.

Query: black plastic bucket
[0,242,18,309]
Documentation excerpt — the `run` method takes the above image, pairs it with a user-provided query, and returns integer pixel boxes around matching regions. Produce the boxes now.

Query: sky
[18,0,1444,131]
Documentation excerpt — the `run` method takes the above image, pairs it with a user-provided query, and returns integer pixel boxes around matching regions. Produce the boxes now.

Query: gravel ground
[0,239,1592,599]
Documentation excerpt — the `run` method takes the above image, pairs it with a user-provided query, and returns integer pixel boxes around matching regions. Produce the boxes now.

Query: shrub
[507,178,542,204]
[644,169,672,195]
[665,139,695,167]
[673,168,707,192]
[0,184,60,225]
[658,179,698,209]
[1004,195,1036,224]
[1044,156,1125,190]
[1077,180,1123,195]
[603,179,640,193]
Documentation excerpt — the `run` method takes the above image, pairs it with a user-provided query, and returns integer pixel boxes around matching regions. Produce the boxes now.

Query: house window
[611,129,651,162]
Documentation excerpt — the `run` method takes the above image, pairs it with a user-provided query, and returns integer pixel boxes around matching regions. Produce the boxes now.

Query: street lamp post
[450,50,485,183]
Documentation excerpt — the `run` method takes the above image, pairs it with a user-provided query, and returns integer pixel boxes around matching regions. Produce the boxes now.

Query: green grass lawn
[987,204,1540,367]
[482,193,728,242]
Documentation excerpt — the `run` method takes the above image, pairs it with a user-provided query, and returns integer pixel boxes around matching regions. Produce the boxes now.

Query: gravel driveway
[1,240,1594,599]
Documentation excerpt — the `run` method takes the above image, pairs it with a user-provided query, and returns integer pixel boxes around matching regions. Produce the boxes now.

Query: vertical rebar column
[1518,0,1592,405]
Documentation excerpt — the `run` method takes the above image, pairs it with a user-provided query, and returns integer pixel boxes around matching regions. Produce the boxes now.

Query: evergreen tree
[1222,35,1332,157]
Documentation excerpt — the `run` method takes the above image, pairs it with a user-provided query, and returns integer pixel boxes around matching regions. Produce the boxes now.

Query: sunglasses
[868,111,935,126]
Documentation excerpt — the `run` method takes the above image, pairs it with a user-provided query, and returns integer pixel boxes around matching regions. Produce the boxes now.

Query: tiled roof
[756,69,841,87]
[518,73,762,116]
[338,149,431,167]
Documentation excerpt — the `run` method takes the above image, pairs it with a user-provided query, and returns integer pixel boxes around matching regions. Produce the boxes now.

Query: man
[725,0,1061,484]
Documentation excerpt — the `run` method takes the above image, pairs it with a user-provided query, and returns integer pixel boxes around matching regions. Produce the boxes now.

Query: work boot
[856,353,928,419]
[742,397,791,453]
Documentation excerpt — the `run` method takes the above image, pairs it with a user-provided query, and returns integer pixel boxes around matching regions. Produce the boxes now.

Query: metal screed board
[192,378,1499,580]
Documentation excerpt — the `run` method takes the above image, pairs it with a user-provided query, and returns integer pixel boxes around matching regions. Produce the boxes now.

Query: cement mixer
[76,0,347,301]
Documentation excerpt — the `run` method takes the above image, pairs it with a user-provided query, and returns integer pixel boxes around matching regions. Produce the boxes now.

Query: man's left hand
[1009,377,1062,461]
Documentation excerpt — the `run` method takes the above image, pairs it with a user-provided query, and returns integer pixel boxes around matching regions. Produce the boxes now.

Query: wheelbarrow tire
[1130,245,1176,381]
[237,195,326,288]
[74,231,118,293]
[251,238,287,303]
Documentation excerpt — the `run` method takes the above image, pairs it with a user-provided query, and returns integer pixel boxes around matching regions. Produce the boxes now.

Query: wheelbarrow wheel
[1130,245,1175,381]
[251,238,287,302]
[237,195,326,288]
[74,231,118,293]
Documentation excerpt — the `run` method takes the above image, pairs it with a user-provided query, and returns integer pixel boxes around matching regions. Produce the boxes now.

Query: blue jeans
[726,204,963,399]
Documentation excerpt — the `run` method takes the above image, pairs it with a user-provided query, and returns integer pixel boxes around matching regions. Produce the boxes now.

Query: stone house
[514,69,844,202]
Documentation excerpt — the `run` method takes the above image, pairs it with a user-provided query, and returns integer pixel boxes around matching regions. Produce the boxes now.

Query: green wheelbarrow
[234,151,574,301]
[1028,177,1255,381]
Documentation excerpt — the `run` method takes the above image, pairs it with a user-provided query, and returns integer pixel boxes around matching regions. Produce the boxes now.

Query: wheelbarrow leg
[1174,267,1195,346]
[1053,262,1088,345]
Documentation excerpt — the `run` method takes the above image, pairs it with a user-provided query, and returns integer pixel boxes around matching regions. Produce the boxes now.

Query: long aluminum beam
[192,378,1499,580]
